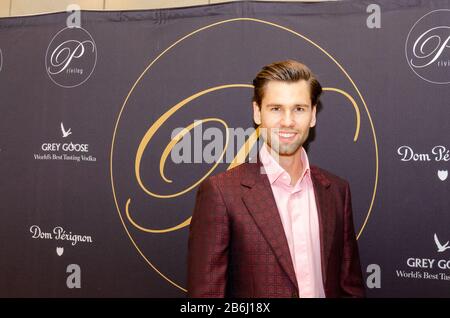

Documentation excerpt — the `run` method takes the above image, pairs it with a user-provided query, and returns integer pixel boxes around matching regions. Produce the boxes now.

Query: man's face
[253,80,316,156]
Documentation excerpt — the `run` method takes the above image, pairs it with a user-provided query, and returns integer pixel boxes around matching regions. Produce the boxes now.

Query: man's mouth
[277,131,297,142]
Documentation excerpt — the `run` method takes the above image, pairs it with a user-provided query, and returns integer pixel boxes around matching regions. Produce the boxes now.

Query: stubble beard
[262,128,309,156]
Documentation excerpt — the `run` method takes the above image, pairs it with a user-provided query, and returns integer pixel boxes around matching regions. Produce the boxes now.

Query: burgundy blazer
[187,159,365,298]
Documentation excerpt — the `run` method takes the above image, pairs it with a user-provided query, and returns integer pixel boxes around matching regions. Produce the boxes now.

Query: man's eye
[271,107,280,111]
[296,107,305,112]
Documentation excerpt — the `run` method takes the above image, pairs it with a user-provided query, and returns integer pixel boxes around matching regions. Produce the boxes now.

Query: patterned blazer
[187,158,365,298]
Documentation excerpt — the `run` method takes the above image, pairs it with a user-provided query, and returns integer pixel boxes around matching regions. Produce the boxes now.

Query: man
[187,60,365,298]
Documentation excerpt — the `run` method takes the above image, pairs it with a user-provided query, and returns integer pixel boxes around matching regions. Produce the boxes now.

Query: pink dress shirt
[259,143,325,298]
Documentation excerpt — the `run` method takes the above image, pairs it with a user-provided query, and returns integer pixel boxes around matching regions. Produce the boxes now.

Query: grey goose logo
[61,122,72,138]
[405,9,450,84]
[45,27,97,88]
[434,233,450,252]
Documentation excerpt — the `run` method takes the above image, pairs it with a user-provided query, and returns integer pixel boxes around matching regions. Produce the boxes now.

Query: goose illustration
[61,122,72,138]
[434,233,450,252]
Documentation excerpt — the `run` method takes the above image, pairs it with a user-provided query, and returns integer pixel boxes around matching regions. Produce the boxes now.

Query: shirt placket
[291,187,313,298]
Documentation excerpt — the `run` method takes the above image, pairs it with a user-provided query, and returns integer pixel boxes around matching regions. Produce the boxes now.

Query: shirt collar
[259,142,311,187]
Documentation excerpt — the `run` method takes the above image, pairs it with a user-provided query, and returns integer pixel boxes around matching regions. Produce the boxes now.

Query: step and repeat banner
[0,0,449,297]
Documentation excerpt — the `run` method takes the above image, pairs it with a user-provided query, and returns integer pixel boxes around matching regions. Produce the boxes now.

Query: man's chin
[278,149,300,156]
[269,143,302,156]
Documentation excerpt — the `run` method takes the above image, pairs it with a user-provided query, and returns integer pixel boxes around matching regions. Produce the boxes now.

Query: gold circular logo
[110,18,378,293]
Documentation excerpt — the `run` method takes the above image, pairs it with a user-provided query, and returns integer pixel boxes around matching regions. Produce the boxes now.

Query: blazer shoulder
[311,165,350,189]
[204,162,255,187]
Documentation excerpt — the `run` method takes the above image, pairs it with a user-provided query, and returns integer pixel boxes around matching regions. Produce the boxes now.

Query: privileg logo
[45,27,97,88]
[405,9,450,84]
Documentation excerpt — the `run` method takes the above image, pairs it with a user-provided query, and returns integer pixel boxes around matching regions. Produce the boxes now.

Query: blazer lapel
[310,166,335,288]
[240,160,299,291]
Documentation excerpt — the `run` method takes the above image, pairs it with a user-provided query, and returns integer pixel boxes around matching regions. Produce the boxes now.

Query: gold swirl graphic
[134,85,249,199]
[323,88,361,142]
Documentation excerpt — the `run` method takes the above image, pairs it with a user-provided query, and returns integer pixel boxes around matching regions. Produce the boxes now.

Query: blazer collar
[240,154,331,189]
[240,157,299,290]
[310,166,334,288]
[240,156,334,291]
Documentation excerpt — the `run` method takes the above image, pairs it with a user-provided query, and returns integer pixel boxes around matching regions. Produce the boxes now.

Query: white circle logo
[405,9,450,84]
[45,27,97,88]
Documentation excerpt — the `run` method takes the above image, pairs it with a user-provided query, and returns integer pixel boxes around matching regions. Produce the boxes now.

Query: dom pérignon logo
[405,9,450,84]
[438,170,448,181]
[45,27,97,88]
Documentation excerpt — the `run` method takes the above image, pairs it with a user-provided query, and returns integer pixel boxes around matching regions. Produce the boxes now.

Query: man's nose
[280,111,295,127]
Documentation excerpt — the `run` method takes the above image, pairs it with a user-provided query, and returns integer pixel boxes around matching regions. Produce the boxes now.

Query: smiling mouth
[276,131,298,141]
[278,132,296,138]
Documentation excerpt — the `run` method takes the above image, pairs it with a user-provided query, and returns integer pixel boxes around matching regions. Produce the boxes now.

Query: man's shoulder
[310,165,349,189]
[204,163,351,190]
[207,162,255,183]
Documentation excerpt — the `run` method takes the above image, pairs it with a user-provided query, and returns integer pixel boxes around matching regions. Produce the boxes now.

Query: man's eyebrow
[264,104,282,107]
[294,103,311,108]
[264,103,311,108]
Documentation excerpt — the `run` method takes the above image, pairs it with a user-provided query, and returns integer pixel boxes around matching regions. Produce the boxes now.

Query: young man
[187,60,365,298]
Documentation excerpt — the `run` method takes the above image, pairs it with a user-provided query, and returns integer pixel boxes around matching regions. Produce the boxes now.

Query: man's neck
[266,144,303,186]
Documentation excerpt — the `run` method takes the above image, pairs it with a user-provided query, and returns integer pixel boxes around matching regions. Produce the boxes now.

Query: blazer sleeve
[187,177,230,298]
[340,182,366,297]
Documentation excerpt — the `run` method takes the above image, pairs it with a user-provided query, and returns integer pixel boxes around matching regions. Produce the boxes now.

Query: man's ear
[310,105,317,128]
[253,101,261,125]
